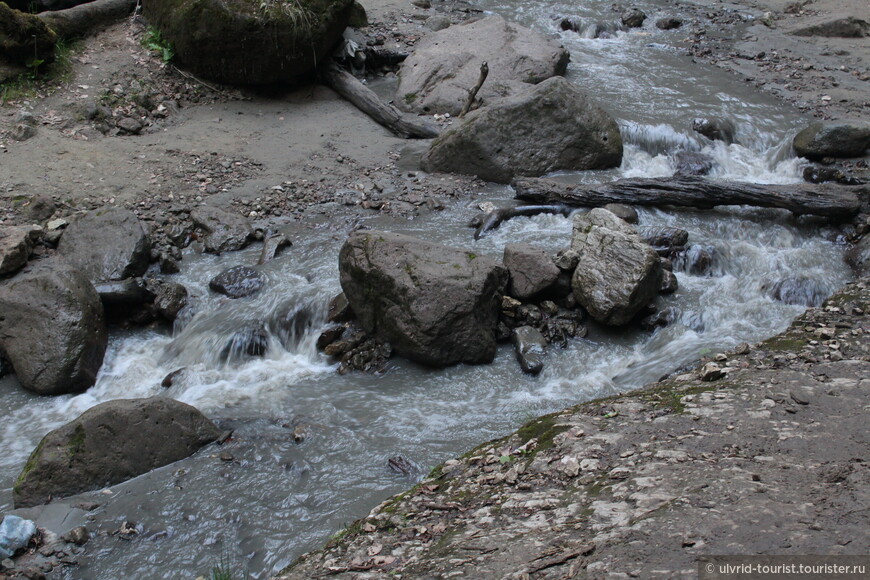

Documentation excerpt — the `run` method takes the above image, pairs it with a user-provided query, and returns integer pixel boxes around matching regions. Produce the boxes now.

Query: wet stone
[209,265,265,299]
[511,325,547,375]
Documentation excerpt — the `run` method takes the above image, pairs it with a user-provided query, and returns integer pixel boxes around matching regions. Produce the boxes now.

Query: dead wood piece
[512,176,862,219]
[321,63,440,139]
[474,204,573,239]
[39,0,137,40]
[459,61,489,118]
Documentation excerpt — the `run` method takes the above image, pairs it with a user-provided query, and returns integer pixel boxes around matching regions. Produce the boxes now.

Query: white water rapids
[0,0,856,577]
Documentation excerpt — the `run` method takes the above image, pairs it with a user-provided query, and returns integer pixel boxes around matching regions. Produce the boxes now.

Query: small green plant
[210,550,234,580]
[142,26,174,63]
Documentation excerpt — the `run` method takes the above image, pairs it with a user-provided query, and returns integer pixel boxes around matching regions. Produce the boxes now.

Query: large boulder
[0,225,40,276]
[57,207,151,282]
[793,121,870,160]
[395,15,569,116]
[338,231,508,366]
[0,259,107,395]
[142,0,355,85]
[0,3,57,81]
[13,397,220,508]
[570,209,662,326]
[421,77,622,183]
[190,206,252,254]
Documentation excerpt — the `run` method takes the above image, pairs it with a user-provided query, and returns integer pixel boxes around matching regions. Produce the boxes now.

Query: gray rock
[116,117,143,134]
[638,226,689,251]
[621,8,646,28]
[846,236,870,276]
[339,230,507,367]
[221,324,269,361]
[791,16,869,38]
[10,124,36,141]
[762,277,827,307]
[655,17,682,30]
[793,121,870,160]
[57,207,151,282]
[660,269,679,294]
[511,326,546,375]
[0,259,107,396]
[674,245,720,276]
[425,15,451,31]
[422,77,622,183]
[142,0,355,84]
[149,280,189,320]
[504,243,560,300]
[602,203,638,224]
[570,209,662,326]
[692,117,736,144]
[0,225,38,276]
[13,397,220,508]
[209,265,265,298]
[26,196,56,222]
[674,151,714,176]
[395,15,569,116]
[62,526,89,546]
[553,248,580,272]
[190,206,252,254]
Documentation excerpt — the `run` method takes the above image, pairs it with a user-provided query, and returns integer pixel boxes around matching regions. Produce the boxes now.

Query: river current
[0,0,855,577]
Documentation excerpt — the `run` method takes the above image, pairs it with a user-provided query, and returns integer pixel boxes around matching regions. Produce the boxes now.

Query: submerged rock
[222,324,270,361]
[13,397,220,508]
[57,207,151,282]
[395,15,569,116]
[422,77,622,183]
[692,117,736,144]
[674,151,714,176]
[142,0,356,84]
[339,230,507,367]
[793,121,870,160]
[621,8,646,28]
[0,259,107,396]
[762,277,828,307]
[570,209,662,326]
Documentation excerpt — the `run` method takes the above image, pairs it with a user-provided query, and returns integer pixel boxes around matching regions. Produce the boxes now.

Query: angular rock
[142,0,356,84]
[0,225,38,276]
[602,203,638,224]
[692,117,736,144]
[846,236,870,276]
[674,245,720,276]
[503,243,560,300]
[0,259,107,396]
[674,151,713,176]
[209,265,265,299]
[395,15,569,116]
[621,8,646,28]
[13,397,220,508]
[57,207,151,282]
[26,196,57,222]
[149,280,189,320]
[656,17,682,30]
[638,226,689,251]
[190,207,252,254]
[793,121,870,160]
[422,77,622,184]
[570,209,662,325]
[339,231,508,366]
[791,16,869,38]
[660,269,679,294]
[511,326,546,375]
[0,516,36,559]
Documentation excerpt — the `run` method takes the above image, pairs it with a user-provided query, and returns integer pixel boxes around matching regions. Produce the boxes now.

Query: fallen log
[320,63,440,139]
[39,0,137,40]
[474,204,573,239]
[512,176,862,219]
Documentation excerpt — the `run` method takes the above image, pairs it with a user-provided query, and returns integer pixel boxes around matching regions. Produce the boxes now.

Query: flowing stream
[0,0,856,577]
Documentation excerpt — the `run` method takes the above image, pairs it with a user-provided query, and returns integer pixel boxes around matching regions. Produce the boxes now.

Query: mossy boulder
[142,0,356,84]
[13,397,221,508]
[0,2,57,80]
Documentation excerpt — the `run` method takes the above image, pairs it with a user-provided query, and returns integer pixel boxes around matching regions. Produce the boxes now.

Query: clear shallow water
[0,0,853,578]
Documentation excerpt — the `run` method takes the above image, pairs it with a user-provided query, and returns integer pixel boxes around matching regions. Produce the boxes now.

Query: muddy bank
[277,278,870,578]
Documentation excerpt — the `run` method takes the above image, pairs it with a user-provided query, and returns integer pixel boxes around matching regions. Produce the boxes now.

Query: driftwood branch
[459,61,488,118]
[320,63,440,139]
[512,176,862,219]
[39,0,137,40]
[474,204,573,239]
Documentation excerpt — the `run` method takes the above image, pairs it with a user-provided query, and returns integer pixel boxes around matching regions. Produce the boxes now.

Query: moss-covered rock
[0,2,57,74]
[141,0,355,84]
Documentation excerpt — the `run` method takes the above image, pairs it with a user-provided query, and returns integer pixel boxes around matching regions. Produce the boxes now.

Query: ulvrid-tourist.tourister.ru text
[707,562,867,575]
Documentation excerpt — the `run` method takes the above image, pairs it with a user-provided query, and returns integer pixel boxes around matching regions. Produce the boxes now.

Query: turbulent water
[0,0,856,578]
